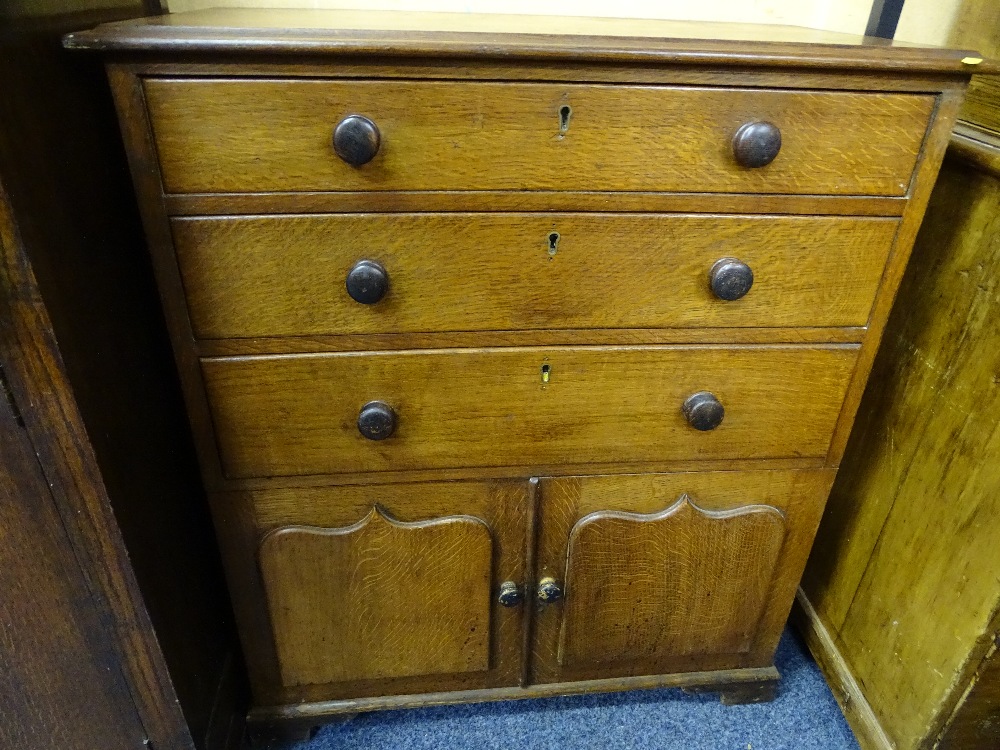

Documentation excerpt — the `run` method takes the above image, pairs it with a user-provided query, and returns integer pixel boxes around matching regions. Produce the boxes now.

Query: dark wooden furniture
[794,4,1000,749]
[0,2,243,748]
[67,8,984,741]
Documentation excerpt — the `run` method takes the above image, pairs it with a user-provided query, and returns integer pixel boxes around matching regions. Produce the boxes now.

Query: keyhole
[547,232,560,257]
[541,363,552,383]
[559,105,572,133]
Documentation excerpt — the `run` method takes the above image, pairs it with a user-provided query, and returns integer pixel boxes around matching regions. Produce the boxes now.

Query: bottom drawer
[212,468,834,707]
[202,344,858,479]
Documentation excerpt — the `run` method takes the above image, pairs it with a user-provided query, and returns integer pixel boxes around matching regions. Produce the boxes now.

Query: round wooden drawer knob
[733,121,781,168]
[357,401,397,440]
[346,260,388,304]
[333,115,381,166]
[682,391,725,431]
[710,258,754,301]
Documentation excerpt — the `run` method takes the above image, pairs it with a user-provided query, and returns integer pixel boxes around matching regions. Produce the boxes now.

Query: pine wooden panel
[144,79,933,196]
[558,495,786,668]
[201,345,858,479]
[259,507,492,687]
[801,157,1000,748]
[938,637,1000,750]
[173,213,899,339]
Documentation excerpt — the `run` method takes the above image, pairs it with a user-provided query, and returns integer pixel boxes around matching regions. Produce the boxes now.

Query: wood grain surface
[223,480,532,705]
[558,496,786,668]
[196,328,867,359]
[0,365,146,750]
[145,79,933,196]
[823,85,967,465]
[64,9,990,76]
[2,3,248,746]
[74,7,982,728]
[164,191,908,218]
[938,634,1000,750]
[531,468,835,684]
[260,507,492,687]
[201,345,858,479]
[173,213,898,339]
[801,152,1000,748]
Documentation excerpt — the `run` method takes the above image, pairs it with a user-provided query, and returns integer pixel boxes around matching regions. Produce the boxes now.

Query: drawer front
[146,79,933,196]
[174,214,898,339]
[201,345,858,479]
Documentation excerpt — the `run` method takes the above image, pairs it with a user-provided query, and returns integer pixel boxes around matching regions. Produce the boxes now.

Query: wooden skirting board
[791,590,893,750]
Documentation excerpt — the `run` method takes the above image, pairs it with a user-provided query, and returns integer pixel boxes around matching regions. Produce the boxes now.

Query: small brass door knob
[346,260,388,304]
[498,581,523,607]
[710,258,754,301]
[536,577,564,603]
[333,115,381,166]
[733,121,781,168]
[357,401,397,440]
[682,391,725,431]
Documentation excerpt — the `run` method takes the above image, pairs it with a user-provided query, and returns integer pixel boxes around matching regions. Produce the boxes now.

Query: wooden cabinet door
[216,479,533,706]
[529,469,835,685]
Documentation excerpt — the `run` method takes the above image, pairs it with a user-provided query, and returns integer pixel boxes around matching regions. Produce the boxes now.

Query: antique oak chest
[66,9,981,740]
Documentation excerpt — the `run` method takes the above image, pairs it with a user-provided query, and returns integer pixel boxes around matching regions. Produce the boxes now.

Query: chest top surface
[64,7,988,75]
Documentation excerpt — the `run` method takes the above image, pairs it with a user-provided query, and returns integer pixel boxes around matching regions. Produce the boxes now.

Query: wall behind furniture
[162,0,977,46]
[163,0,874,35]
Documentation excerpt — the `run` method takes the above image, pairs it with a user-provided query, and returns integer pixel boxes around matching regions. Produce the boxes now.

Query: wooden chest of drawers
[67,8,980,741]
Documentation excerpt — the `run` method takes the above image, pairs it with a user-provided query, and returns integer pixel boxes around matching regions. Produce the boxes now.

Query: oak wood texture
[164,191,908,218]
[201,345,857,479]
[823,86,966,465]
[65,8,991,75]
[145,78,932,197]
[218,480,532,706]
[800,142,1000,749]
[197,328,867,358]
[260,507,492,687]
[531,469,834,684]
[558,495,786,667]
[76,7,981,734]
[173,213,898,339]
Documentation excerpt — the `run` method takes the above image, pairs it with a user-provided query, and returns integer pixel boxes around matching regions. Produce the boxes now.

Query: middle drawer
[201,344,858,479]
[172,213,898,339]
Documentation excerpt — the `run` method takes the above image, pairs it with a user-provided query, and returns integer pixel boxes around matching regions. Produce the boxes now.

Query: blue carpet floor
[296,628,858,750]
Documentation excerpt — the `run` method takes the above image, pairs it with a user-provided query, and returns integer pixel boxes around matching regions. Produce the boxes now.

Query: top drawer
[144,79,934,196]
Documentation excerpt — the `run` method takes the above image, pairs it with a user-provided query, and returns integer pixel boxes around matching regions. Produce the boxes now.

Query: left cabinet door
[212,479,534,707]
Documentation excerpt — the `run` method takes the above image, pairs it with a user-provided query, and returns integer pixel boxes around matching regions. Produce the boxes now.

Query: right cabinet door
[529,469,835,684]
